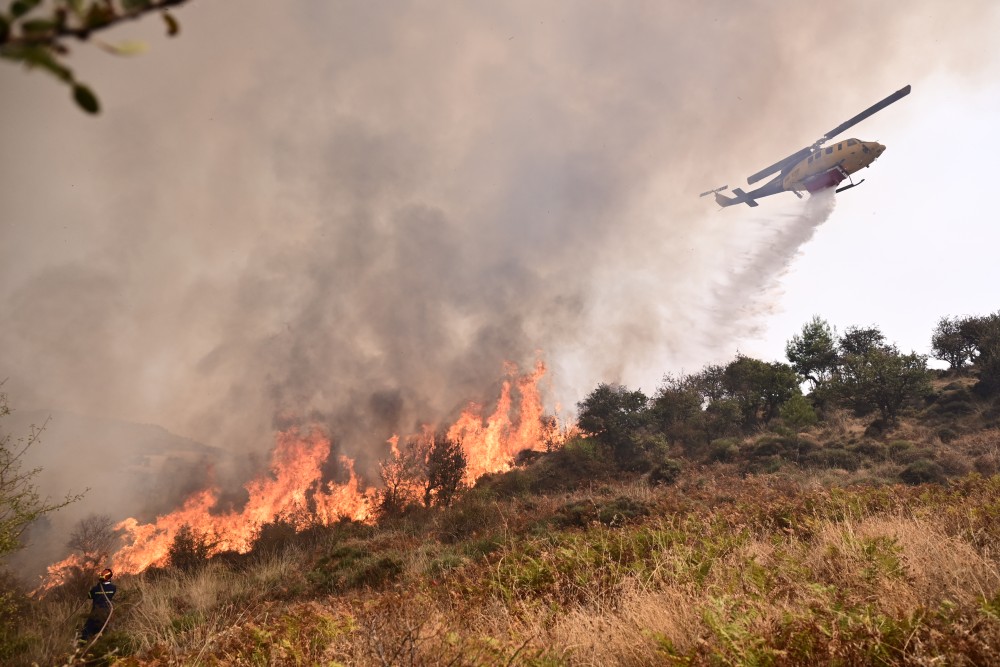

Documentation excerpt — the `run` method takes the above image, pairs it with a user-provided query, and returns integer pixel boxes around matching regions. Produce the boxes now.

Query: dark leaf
[21,18,55,34]
[17,44,73,82]
[11,0,42,20]
[161,10,179,37]
[122,0,151,10]
[72,83,100,114]
[84,3,114,30]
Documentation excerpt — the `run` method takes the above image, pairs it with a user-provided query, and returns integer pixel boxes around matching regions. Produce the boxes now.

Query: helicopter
[701,84,911,208]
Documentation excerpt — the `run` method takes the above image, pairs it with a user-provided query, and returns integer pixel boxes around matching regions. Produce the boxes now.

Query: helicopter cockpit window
[826,147,833,154]
[837,143,843,150]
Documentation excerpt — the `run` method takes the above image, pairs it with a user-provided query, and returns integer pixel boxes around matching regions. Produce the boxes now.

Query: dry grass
[6,473,1000,665]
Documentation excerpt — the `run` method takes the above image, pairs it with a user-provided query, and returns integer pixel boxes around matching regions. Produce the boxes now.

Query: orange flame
[447,360,559,481]
[108,428,372,574]
[39,360,563,588]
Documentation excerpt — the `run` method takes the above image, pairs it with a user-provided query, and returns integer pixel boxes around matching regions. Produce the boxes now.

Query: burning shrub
[168,524,217,572]
[250,519,300,555]
[425,434,467,508]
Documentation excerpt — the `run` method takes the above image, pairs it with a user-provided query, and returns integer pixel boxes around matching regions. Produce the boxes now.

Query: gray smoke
[1,3,997,491]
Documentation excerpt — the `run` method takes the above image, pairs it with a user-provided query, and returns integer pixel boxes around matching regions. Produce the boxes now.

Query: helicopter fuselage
[783,138,885,193]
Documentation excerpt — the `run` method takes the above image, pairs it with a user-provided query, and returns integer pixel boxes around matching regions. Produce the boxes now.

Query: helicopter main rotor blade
[745,84,911,186]
[817,84,910,145]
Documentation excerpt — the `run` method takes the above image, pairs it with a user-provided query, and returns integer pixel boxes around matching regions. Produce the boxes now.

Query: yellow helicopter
[702,85,911,208]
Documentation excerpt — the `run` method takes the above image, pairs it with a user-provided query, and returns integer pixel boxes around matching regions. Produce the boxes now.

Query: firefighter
[79,568,116,643]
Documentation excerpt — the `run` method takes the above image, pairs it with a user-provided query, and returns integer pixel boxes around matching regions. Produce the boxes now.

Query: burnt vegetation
[4,311,1000,665]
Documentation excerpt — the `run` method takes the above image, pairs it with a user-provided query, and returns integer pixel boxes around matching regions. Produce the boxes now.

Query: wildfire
[447,360,557,481]
[38,361,563,589]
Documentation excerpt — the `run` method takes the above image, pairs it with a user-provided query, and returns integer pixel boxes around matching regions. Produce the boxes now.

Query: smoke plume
[1,3,997,519]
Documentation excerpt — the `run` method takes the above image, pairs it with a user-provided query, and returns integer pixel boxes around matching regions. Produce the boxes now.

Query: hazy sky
[3,1,999,462]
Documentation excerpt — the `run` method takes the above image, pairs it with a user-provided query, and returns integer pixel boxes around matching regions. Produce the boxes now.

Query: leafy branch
[1,385,86,559]
[0,0,189,114]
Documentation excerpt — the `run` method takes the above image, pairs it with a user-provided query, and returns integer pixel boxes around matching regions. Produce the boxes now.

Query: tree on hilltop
[577,383,649,463]
[931,316,978,373]
[786,316,838,391]
[832,327,929,423]
[721,355,800,429]
[838,325,887,357]
[964,311,1000,395]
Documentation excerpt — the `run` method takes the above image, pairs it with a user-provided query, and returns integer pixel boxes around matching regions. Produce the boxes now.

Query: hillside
[5,369,1000,665]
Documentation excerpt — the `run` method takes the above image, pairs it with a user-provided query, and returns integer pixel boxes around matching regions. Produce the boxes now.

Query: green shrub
[597,497,650,526]
[426,551,468,578]
[888,440,915,463]
[552,496,650,529]
[931,399,976,417]
[974,453,1000,477]
[937,427,959,444]
[437,492,504,543]
[747,435,816,462]
[463,535,504,559]
[900,459,947,485]
[474,468,532,498]
[864,419,890,438]
[849,440,889,462]
[87,630,138,660]
[308,546,404,593]
[648,458,683,486]
[707,438,740,463]
[742,455,785,474]
[780,395,819,428]
[0,573,29,663]
[805,447,861,471]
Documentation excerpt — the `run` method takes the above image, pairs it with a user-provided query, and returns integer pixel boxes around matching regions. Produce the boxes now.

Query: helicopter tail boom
[715,187,759,208]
